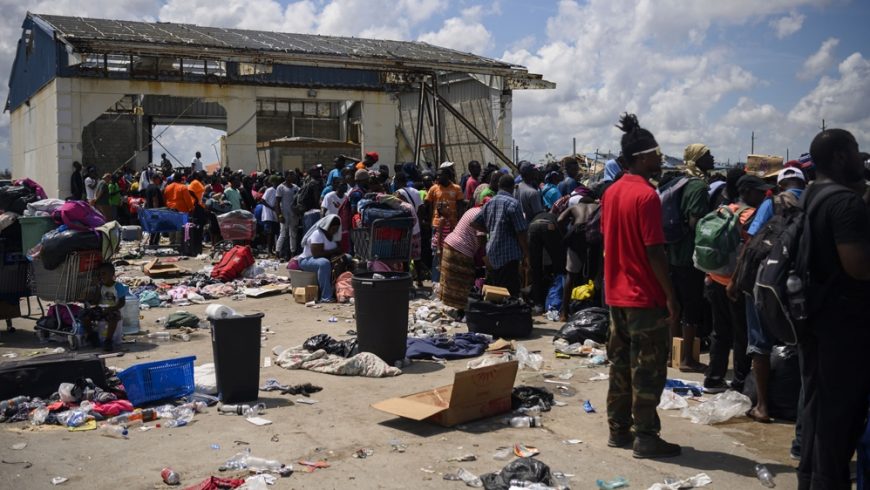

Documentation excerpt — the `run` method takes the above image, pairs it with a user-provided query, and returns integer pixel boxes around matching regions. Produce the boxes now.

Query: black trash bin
[210,313,263,403]
[353,271,411,365]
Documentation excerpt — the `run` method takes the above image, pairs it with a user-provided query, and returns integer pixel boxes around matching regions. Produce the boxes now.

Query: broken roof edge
[29,12,554,89]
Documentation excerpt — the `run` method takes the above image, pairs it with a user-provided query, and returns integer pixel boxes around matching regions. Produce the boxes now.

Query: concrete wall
[10,79,60,197]
[80,114,140,175]
[10,77,399,198]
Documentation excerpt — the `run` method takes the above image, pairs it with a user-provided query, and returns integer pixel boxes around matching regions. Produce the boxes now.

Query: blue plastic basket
[138,208,188,233]
[118,355,196,406]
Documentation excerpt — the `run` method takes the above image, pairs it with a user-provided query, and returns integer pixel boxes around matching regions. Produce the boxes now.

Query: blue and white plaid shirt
[474,191,528,269]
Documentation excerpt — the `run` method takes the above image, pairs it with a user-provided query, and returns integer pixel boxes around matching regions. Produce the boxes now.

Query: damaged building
[5,13,553,198]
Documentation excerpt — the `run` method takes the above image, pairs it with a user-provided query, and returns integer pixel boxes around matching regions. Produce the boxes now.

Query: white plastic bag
[194,363,218,395]
[681,391,751,424]
[658,389,689,410]
[516,344,543,371]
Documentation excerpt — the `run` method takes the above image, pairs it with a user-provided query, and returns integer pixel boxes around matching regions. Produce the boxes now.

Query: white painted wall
[11,77,400,198]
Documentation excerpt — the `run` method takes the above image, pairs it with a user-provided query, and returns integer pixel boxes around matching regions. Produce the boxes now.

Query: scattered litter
[1,353,17,358]
[51,477,68,485]
[211,444,221,450]
[557,370,574,380]
[681,391,752,425]
[270,435,279,443]
[328,316,338,323]
[555,385,577,397]
[234,440,250,446]
[10,442,26,450]
[263,357,272,368]
[492,446,513,461]
[139,426,153,432]
[447,454,477,462]
[553,400,568,407]
[589,372,610,381]
[389,440,408,453]
[544,379,571,386]
[353,448,374,459]
[562,439,583,445]
[513,443,540,458]
[2,460,32,468]
[420,467,435,474]
[583,400,596,413]
[647,472,712,490]
[443,467,482,487]
[597,476,628,489]
[586,354,608,366]
[295,398,319,405]
[297,460,330,473]
[658,390,689,410]
[246,417,273,426]
[515,344,543,371]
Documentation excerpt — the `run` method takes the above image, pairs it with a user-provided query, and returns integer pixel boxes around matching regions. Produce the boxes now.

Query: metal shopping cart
[31,250,101,349]
[351,217,414,262]
[213,210,256,256]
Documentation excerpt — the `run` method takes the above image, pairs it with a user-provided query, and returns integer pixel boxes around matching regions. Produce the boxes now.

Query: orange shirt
[164,182,194,213]
[425,183,463,229]
[708,203,755,286]
[188,180,205,204]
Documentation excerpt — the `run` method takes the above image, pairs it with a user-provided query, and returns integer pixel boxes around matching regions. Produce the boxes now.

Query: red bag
[211,245,254,282]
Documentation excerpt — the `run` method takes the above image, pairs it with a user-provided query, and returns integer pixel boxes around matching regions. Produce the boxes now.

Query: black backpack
[657,176,700,243]
[733,193,799,295]
[754,184,851,345]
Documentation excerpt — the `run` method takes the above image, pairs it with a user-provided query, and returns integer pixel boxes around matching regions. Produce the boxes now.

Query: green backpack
[165,311,201,329]
[693,204,753,275]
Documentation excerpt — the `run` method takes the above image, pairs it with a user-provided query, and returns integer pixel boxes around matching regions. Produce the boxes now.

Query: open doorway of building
[151,125,226,173]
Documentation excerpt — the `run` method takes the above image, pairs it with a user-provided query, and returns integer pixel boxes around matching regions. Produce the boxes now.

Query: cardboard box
[372,361,518,427]
[482,285,510,303]
[671,337,701,369]
[745,154,784,178]
[294,285,318,304]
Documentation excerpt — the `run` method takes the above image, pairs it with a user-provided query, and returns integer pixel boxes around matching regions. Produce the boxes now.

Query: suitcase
[465,295,533,339]
[0,353,108,399]
[180,223,203,257]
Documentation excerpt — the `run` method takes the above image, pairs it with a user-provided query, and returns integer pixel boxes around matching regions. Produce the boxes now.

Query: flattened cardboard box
[372,360,518,427]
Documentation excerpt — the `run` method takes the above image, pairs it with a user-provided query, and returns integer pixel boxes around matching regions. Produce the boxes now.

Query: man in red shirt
[602,113,681,459]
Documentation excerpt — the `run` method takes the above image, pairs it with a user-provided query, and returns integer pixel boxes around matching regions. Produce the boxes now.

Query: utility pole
[572,137,576,157]
[821,119,826,131]
[751,131,755,154]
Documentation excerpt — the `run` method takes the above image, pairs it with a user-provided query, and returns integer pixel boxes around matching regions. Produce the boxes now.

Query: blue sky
[1,0,868,170]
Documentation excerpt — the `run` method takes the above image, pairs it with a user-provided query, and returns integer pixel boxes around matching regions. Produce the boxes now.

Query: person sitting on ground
[81,263,128,352]
[298,215,345,303]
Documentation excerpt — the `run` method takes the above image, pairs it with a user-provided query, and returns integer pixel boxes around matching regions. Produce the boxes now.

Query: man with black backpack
[729,167,805,424]
[663,143,714,372]
[794,129,870,489]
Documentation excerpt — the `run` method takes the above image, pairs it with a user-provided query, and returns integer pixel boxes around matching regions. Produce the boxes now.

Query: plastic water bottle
[755,464,776,488]
[786,273,807,321]
[507,415,542,428]
[100,424,129,439]
[147,331,171,342]
[456,468,483,487]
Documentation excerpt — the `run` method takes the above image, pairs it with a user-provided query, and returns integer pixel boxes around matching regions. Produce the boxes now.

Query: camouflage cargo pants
[607,306,669,437]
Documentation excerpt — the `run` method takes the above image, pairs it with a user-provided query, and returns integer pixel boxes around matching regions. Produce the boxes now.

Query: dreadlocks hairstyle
[616,113,658,164]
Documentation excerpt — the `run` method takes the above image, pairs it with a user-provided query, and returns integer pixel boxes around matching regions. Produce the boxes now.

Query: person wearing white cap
[729,165,805,425]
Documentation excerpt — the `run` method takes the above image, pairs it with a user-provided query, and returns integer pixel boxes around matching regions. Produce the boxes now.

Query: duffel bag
[466,295,533,339]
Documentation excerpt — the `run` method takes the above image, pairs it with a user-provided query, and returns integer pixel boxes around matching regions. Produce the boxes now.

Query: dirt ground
[0,273,800,489]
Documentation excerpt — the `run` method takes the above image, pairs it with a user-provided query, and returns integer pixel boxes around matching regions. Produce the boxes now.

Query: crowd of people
[66,118,870,487]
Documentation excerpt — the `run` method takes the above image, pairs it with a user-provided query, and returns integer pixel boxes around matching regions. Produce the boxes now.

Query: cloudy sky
[0,0,868,169]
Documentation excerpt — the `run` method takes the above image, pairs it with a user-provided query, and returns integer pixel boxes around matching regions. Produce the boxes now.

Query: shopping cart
[213,210,256,256]
[31,250,101,350]
[351,217,414,262]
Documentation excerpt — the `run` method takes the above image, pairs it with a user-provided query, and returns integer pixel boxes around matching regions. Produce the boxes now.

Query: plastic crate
[139,208,188,234]
[19,216,58,253]
[117,355,196,406]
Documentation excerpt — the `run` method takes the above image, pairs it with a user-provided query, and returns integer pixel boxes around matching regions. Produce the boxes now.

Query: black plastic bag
[39,228,101,270]
[303,333,358,358]
[742,345,800,421]
[511,386,554,412]
[481,458,552,490]
[0,185,36,214]
[554,307,610,345]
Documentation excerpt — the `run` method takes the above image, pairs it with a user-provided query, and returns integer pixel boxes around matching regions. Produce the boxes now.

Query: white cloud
[790,52,870,126]
[800,37,840,80]
[418,17,493,54]
[770,11,805,39]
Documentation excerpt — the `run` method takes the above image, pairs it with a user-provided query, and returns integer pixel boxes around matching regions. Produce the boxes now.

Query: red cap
[365,151,379,163]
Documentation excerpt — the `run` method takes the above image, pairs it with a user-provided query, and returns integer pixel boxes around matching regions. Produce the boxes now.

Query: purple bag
[53,201,106,231]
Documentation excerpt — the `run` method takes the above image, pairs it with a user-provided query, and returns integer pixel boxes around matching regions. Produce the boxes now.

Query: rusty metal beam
[424,84,515,171]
